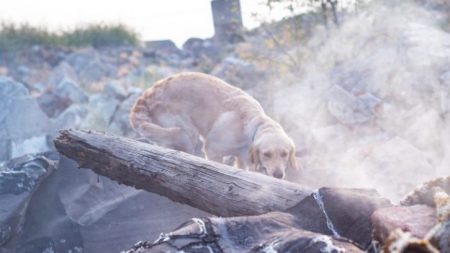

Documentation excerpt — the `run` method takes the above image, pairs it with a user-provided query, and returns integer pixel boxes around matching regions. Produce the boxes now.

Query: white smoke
[270,1,450,202]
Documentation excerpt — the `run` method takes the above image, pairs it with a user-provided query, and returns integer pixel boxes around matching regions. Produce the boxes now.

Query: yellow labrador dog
[129,72,297,179]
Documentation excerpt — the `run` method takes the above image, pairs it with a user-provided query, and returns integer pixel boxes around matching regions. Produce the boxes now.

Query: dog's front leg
[236,152,252,170]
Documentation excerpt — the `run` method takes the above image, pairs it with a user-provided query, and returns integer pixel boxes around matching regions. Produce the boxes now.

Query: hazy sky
[0,0,288,46]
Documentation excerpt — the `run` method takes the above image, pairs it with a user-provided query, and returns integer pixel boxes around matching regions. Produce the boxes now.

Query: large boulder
[0,154,56,248]
[0,77,52,162]
[65,48,116,85]
[5,156,208,253]
[326,84,382,126]
[109,91,141,136]
[53,104,89,131]
[287,187,391,248]
[37,78,88,118]
[47,62,79,87]
[82,94,120,131]
[144,40,181,56]
[371,205,438,242]
[211,56,265,90]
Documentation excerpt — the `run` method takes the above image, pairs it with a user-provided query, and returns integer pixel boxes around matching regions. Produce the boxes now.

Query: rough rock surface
[402,176,450,207]
[65,48,115,84]
[287,187,392,249]
[2,156,208,253]
[0,77,52,162]
[0,154,56,248]
[37,77,88,117]
[371,205,438,242]
[211,56,264,90]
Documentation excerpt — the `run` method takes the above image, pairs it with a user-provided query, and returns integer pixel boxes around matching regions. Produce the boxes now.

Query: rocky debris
[372,178,450,252]
[182,38,224,67]
[65,48,116,84]
[37,78,88,118]
[47,62,79,87]
[401,176,450,207]
[144,40,181,56]
[143,40,185,66]
[124,187,391,252]
[13,64,54,91]
[125,212,364,253]
[0,77,52,162]
[327,84,382,125]
[371,205,438,242]
[183,38,213,57]
[104,81,128,100]
[83,94,121,130]
[109,91,141,136]
[0,154,56,247]
[211,56,264,90]
[287,188,391,249]
[1,156,208,253]
[122,184,449,253]
[53,104,89,131]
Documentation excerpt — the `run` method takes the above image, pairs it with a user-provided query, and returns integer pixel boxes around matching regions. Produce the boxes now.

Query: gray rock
[371,205,438,242]
[0,77,52,162]
[37,78,88,118]
[211,56,263,90]
[47,62,79,87]
[57,78,89,104]
[327,85,382,125]
[110,92,141,136]
[104,81,127,101]
[89,94,120,123]
[287,187,391,249]
[0,154,56,247]
[182,38,220,60]
[54,104,89,131]
[78,60,113,84]
[9,157,83,253]
[65,48,115,84]
[7,156,207,253]
[144,40,181,55]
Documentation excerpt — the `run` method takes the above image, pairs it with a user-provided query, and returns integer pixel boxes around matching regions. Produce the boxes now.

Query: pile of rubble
[126,180,450,253]
[0,33,265,252]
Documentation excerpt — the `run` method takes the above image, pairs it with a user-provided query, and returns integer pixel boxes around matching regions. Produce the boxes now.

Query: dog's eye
[263,152,272,158]
[281,151,288,157]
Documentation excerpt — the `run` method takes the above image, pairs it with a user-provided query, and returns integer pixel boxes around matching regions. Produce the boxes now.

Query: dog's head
[250,132,298,179]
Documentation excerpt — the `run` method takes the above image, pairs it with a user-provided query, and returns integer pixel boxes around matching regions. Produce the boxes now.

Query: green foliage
[0,22,139,51]
[62,24,139,48]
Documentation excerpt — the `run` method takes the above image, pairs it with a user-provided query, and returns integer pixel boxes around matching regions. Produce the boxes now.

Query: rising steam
[271,1,450,201]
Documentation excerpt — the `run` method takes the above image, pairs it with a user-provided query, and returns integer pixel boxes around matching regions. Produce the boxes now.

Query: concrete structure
[211,0,243,43]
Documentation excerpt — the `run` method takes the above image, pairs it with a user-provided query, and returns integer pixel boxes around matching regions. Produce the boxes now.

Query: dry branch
[54,129,311,217]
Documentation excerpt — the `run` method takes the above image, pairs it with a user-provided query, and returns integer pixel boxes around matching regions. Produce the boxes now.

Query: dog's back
[130,72,261,154]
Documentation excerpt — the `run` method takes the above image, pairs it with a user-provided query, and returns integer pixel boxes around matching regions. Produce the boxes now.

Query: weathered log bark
[54,129,311,217]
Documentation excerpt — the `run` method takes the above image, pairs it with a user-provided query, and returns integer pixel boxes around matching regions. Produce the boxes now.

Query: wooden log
[54,129,311,217]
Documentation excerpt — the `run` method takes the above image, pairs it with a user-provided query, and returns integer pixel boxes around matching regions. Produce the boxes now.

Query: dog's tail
[129,95,181,144]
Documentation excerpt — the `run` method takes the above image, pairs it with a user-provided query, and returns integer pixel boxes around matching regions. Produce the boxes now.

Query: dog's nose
[273,170,284,179]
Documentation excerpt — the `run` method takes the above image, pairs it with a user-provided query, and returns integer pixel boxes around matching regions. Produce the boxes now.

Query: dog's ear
[250,145,260,171]
[288,149,299,171]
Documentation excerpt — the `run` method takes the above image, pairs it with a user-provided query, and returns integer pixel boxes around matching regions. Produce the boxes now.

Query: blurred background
[1,0,450,252]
